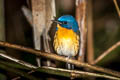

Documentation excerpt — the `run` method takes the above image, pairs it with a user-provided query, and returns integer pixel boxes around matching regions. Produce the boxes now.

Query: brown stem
[76,0,87,62]
[87,0,94,64]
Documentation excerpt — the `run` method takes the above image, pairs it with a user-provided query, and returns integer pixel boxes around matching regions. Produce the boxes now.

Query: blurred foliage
[0,73,7,80]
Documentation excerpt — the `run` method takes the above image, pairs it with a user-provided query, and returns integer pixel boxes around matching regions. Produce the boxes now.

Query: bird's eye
[62,21,67,24]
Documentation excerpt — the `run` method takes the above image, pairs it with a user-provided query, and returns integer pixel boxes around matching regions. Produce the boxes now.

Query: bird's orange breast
[56,24,76,39]
[53,24,79,56]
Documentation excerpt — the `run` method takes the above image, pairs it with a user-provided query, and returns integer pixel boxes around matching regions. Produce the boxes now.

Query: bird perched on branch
[53,15,80,69]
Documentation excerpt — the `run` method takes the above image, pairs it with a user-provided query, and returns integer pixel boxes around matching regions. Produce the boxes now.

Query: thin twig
[94,41,120,64]
[12,70,36,80]
[0,41,120,77]
[0,52,37,69]
[113,0,120,17]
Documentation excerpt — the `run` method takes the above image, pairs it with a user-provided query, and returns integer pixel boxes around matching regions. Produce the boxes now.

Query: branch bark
[0,57,120,80]
[31,0,46,67]
[0,52,37,69]
[43,0,56,66]
[0,41,120,78]
[76,0,87,62]
[38,66,120,80]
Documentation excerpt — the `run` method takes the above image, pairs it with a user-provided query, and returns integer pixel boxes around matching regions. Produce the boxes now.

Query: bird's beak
[51,20,62,24]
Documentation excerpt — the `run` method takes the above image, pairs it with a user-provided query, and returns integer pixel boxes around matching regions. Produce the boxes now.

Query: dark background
[0,0,120,80]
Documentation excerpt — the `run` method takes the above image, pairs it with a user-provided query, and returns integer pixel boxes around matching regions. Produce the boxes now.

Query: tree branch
[0,52,120,80]
[0,52,37,69]
[87,0,94,65]
[39,66,120,80]
[0,41,120,78]
[113,0,120,17]
[94,41,120,64]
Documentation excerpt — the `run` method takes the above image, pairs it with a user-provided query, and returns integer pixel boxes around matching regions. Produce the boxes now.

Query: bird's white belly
[57,38,75,57]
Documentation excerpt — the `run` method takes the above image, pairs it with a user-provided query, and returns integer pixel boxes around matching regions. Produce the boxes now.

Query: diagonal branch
[0,41,120,78]
[22,6,33,27]
[0,55,120,80]
[113,0,120,17]
[94,41,120,64]
[39,66,120,80]
[0,52,37,69]
[40,66,120,80]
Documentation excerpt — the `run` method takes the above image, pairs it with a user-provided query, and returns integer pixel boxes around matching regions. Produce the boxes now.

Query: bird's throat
[57,24,75,39]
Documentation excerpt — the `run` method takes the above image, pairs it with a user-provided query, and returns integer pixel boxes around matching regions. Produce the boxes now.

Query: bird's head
[52,15,79,33]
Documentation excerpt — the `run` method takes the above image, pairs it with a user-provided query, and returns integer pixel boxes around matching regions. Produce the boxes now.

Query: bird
[53,15,80,69]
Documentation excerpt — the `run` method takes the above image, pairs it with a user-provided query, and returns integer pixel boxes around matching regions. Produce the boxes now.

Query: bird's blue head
[56,15,79,33]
